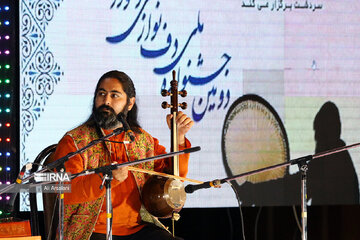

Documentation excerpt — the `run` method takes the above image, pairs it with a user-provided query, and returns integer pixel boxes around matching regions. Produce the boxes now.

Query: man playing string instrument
[53,70,194,240]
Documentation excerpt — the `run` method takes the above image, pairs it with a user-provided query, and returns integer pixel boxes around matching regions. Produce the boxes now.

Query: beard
[93,105,129,129]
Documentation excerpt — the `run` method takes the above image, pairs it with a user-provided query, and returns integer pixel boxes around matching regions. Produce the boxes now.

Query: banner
[20,0,360,210]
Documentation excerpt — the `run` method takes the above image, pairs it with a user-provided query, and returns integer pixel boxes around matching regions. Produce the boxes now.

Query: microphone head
[116,112,135,142]
[128,131,135,142]
[116,112,126,125]
[184,185,194,194]
[116,112,129,130]
[184,146,201,154]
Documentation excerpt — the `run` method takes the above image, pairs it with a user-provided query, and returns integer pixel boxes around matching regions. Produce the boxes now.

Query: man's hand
[166,111,194,146]
[112,166,128,183]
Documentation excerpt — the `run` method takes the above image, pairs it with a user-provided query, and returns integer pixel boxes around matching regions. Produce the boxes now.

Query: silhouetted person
[308,101,359,205]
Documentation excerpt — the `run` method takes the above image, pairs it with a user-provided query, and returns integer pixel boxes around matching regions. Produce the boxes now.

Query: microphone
[15,163,33,184]
[5,163,33,213]
[185,179,222,194]
[183,146,201,154]
[117,112,135,142]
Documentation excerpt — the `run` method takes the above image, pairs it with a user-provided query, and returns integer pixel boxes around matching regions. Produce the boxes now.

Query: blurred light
[0,2,15,212]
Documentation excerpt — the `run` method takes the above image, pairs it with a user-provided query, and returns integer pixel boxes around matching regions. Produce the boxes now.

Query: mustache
[97,105,116,114]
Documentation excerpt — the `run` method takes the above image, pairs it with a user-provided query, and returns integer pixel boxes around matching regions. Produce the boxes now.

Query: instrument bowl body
[141,175,186,218]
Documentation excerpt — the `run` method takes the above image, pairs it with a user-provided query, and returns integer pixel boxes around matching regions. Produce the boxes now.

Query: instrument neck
[171,112,179,176]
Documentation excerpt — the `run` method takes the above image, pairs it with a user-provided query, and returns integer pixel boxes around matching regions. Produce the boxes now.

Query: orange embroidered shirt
[53,130,190,236]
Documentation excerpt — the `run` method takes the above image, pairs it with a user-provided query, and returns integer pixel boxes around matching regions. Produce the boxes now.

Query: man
[53,70,194,240]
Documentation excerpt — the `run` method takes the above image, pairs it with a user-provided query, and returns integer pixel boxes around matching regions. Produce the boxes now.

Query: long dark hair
[84,70,142,133]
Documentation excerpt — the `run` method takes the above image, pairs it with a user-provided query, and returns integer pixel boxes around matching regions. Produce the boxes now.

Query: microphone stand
[298,158,309,240]
[0,127,127,240]
[72,146,200,178]
[185,142,360,240]
[99,169,113,240]
[3,144,199,240]
[0,127,127,195]
[58,166,65,240]
[70,146,200,240]
[105,174,113,240]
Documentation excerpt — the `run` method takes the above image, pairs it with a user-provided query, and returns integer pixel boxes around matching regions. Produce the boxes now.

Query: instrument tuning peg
[179,102,187,110]
[178,90,187,97]
[161,89,170,97]
[161,101,171,109]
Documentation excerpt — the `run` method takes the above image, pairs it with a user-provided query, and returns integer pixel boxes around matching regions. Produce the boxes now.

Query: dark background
[15,205,360,240]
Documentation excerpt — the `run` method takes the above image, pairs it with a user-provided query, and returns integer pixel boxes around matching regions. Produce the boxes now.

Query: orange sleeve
[53,135,120,205]
[153,137,191,177]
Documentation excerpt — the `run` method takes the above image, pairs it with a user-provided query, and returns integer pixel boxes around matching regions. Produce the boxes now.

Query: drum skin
[141,175,185,218]
[221,94,289,185]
